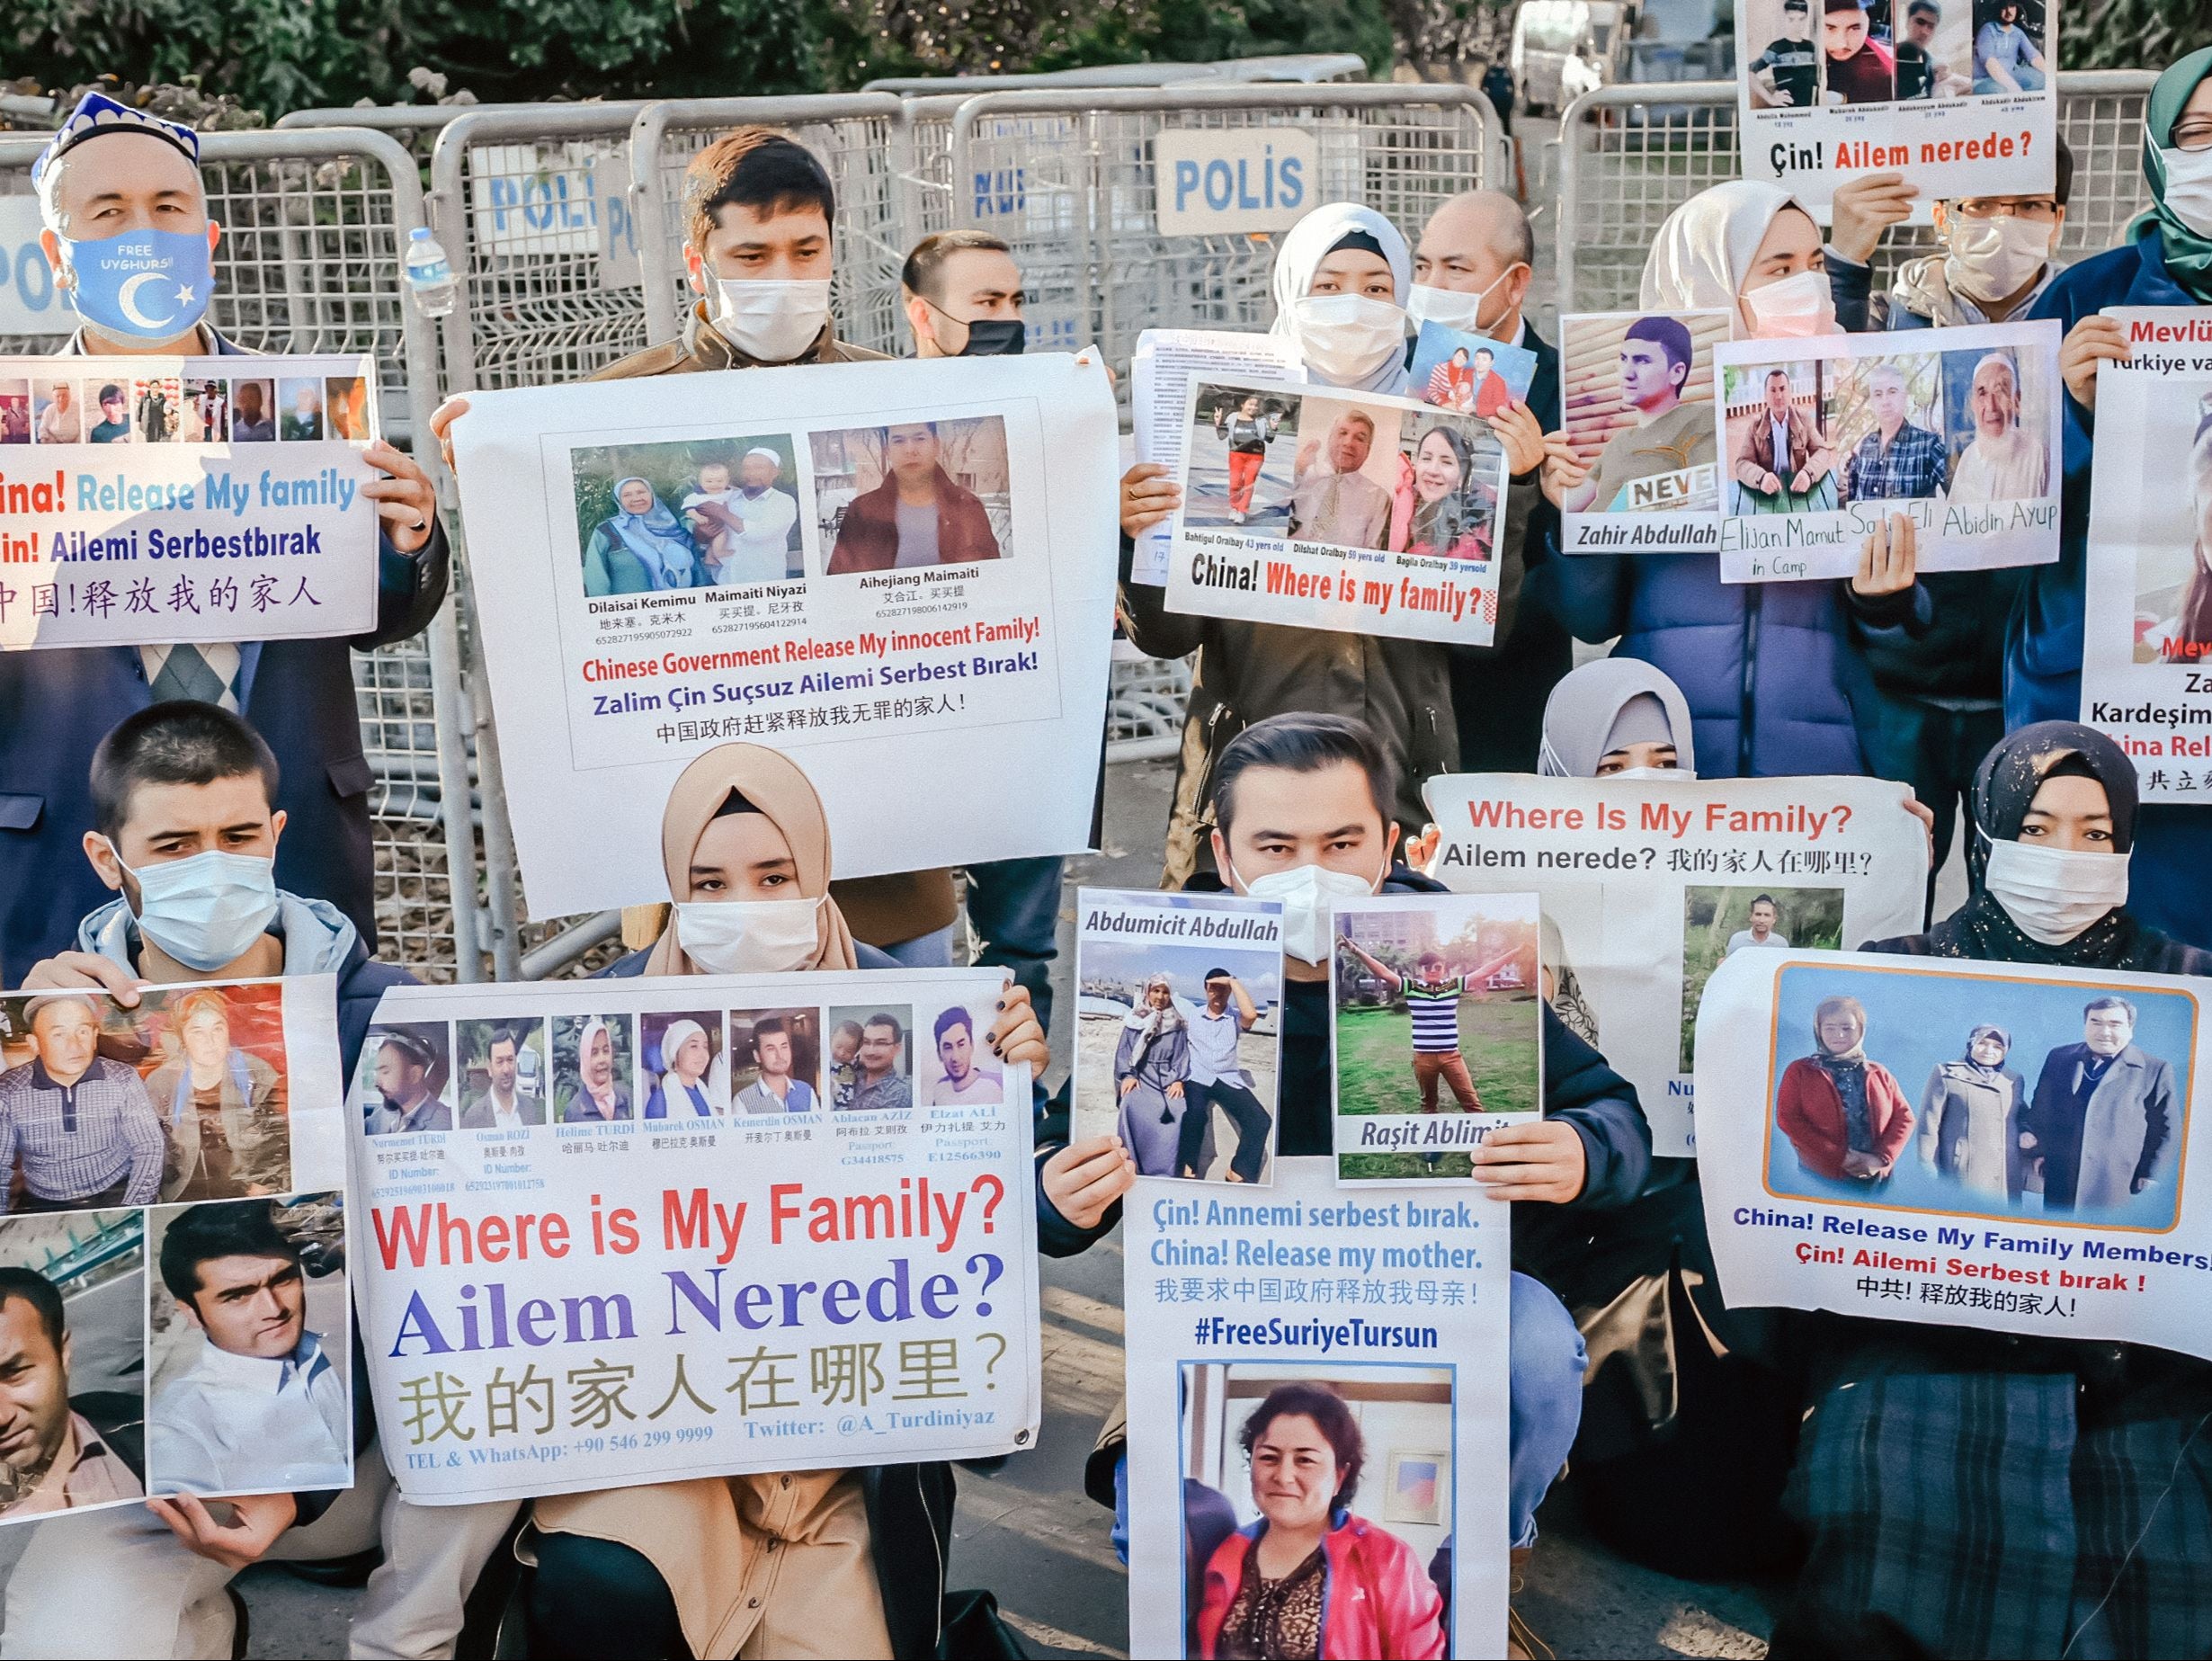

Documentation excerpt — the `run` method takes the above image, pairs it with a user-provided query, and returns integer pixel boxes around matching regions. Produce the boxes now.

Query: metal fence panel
[1556,71,2157,317]
[0,126,480,982]
[945,84,1505,376]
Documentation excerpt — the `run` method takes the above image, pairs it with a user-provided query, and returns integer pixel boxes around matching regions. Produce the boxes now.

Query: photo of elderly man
[1841,362,1949,506]
[0,1260,143,1518]
[1286,407,1394,549]
[147,1198,348,1495]
[2020,996,2176,1214]
[0,994,165,1212]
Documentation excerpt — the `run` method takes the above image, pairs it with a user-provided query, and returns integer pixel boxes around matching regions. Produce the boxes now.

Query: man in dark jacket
[825,421,1003,573]
[1,93,450,982]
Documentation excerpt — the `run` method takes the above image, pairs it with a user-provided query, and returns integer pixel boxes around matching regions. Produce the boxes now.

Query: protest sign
[1423,773,1927,1156]
[1129,329,1304,585]
[450,354,1117,920]
[1124,1156,1510,1659]
[1167,375,1511,646]
[1408,322,1539,414]
[1696,949,2212,1359]
[1330,894,1543,1183]
[1734,0,2056,215]
[2079,307,2212,799]
[0,978,349,1521]
[0,352,382,648]
[1558,309,1731,554]
[350,969,1039,1504]
[1151,129,1318,237]
[1712,320,2061,581]
[1071,889,1284,1185]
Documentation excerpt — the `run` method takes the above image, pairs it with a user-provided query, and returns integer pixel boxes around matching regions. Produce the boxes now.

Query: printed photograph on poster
[553,1014,634,1124]
[351,969,1040,1505]
[1764,962,2191,1227]
[1169,376,1511,647]
[814,418,1010,575]
[828,1004,914,1113]
[1422,772,1930,1157]
[0,983,305,1207]
[1177,1362,1457,1657]
[1696,950,2212,1360]
[455,1019,549,1130]
[0,351,384,650]
[0,1208,146,1521]
[1557,309,1730,552]
[1713,322,2061,580]
[2078,308,2212,799]
[145,1192,350,1496]
[1734,0,2054,211]
[919,1001,1007,1108]
[355,1020,456,1137]
[452,356,1114,921]
[1071,889,1283,1185]
[641,1010,727,1120]
[569,435,805,593]
[1408,323,1538,415]
[731,1007,824,1115]
[1332,894,1542,1183]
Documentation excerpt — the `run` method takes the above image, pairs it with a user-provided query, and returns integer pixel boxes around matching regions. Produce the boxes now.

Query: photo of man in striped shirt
[1336,940,1494,1121]
[0,996,165,1214]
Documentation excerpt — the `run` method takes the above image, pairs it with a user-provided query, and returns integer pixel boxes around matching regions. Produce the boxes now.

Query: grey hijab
[1538,658,1698,779]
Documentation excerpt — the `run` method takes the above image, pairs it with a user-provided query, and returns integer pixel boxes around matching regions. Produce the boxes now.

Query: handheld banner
[1070,889,1284,1186]
[0,353,381,648]
[0,978,349,1523]
[1166,375,1510,646]
[1734,0,2056,215]
[1423,774,1929,1156]
[450,354,1117,921]
[2080,306,2212,799]
[351,969,1039,1505]
[1697,949,2212,1359]
[1558,309,1731,554]
[1124,1156,1511,1659]
[1130,329,1304,586]
[1712,319,2061,581]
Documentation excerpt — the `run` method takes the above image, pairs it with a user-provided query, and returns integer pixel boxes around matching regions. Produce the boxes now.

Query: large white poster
[351,969,1039,1505]
[1697,950,2212,1357]
[450,355,1118,919]
[1423,774,1929,1156]
[2080,307,2212,800]
[0,352,382,648]
[1124,1157,1510,1659]
[1734,0,2056,214]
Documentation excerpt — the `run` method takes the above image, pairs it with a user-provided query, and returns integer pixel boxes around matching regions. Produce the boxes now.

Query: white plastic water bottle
[403,227,459,320]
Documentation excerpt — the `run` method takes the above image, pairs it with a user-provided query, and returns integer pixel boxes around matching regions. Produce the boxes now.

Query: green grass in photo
[1333,995,1540,1182]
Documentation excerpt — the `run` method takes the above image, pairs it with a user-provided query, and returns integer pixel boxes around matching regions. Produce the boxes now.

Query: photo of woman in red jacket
[1775,993,1913,1184]
[820,417,1005,574]
[1194,1380,1447,1660]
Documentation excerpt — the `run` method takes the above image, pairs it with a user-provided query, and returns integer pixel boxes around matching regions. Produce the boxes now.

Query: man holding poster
[0,92,450,979]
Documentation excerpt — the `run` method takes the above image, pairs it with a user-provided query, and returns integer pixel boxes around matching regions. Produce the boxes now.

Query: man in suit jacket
[0,93,449,981]
[2022,996,2175,1213]
[1410,191,1566,772]
[1732,369,1833,504]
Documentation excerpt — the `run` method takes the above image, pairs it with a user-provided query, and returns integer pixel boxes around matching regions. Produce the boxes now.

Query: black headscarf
[1866,724,2212,973]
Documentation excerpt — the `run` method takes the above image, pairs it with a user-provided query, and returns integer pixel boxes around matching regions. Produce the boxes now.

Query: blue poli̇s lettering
[1279,154,1305,209]
[1174,159,1201,211]
[1205,159,1235,212]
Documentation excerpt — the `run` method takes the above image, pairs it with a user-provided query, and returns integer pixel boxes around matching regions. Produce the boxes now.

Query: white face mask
[1406,266,1523,337]
[1607,765,1699,781]
[1982,837,2131,945]
[1289,294,1410,385]
[1234,858,1387,965]
[120,849,281,972]
[2160,144,2212,239]
[711,278,833,363]
[1742,268,1837,339]
[675,897,823,974]
[1943,212,2054,304]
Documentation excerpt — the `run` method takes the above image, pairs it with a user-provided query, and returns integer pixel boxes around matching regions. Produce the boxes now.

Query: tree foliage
[2064,0,2212,69]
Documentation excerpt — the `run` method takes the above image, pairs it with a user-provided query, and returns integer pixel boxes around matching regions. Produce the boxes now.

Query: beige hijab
[638,743,859,975]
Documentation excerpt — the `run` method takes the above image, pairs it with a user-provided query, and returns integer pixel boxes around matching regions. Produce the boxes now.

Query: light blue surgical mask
[120,848,280,970]
[60,226,213,342]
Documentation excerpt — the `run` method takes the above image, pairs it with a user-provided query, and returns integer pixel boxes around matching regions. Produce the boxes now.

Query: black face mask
[958,318,1027,357]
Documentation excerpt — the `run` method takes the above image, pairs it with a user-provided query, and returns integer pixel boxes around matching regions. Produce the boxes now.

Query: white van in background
[1511,0,1625,112]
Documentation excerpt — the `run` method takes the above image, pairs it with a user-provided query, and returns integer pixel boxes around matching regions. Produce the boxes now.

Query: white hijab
[1539,657,1699,778]
[1639,181,1807,313]
[1268,202,1414,395]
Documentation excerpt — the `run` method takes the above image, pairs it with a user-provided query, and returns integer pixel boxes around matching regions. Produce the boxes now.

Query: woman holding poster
[514,742,1135,1660]
[1776,722,2212,1656]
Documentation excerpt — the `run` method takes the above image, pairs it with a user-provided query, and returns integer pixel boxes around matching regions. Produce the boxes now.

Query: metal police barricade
[628,94,911,358]
[1555,70,2157,317]
[945,83,1506,374]
[0,125,483,984]
[861,53,1369,94]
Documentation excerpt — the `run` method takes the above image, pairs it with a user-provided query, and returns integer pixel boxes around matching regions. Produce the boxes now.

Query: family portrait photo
[1408,322,1537,415]
[814,416,1010,575]
[570,433,807,595]
[825,1005,914,1113]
